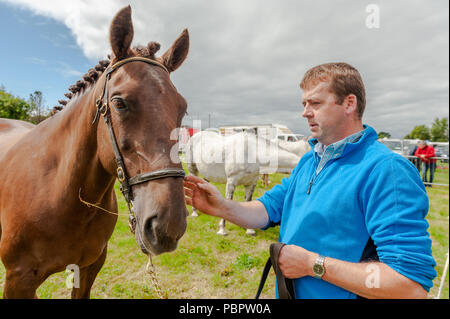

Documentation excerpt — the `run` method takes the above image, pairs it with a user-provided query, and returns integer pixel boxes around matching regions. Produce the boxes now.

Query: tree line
[0,86,49,124]
[378,118,449,142]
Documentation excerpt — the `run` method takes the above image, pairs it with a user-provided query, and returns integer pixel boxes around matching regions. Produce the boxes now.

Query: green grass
[0,164,448,299]
[433,161,449,186]
[426,165,449,298]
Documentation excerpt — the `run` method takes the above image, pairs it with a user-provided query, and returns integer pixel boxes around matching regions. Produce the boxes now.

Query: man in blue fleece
[183,62,437,298]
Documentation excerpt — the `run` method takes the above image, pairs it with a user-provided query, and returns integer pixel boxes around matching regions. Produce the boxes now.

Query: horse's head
[96,6,189,255]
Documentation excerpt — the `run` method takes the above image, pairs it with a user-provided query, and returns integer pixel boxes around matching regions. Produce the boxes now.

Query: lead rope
[79,188,136,233]
[78,188,119,216]
[79,188,166,298]
[146,255,168,299]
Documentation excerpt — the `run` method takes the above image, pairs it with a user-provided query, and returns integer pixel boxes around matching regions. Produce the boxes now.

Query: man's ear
[110,5,134,62]
[344,94,358,116]
[158,29,189,73]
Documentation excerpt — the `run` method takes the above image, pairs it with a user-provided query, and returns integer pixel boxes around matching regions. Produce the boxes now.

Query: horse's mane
[51,42,161,116]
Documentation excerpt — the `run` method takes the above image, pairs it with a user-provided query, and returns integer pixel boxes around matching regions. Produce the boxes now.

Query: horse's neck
[278,140,311,157]
[252,135,300,167]
[41,87,115,197]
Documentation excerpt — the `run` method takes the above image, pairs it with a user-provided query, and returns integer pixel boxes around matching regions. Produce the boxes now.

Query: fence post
[436,250,449,299]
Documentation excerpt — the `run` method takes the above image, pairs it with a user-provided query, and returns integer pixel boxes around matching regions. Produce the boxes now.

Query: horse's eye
[111,97,127,110]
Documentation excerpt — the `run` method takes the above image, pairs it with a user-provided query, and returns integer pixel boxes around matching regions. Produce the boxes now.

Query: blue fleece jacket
[257,125,437,299]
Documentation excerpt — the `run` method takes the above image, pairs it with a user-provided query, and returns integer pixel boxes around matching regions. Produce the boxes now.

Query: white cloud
[2,0,449,137]
[24,57,46,65]
[54,61,83,78]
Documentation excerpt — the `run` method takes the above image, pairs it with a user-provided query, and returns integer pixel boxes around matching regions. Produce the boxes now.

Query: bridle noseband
[92,57,185,233]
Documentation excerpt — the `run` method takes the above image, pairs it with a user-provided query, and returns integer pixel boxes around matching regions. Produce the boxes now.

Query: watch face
[313,264,324,275]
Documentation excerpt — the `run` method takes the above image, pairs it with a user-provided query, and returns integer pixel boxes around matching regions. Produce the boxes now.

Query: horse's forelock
[132,42,161,59]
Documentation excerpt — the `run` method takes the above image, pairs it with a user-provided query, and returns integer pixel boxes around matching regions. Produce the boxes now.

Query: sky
[0,0,448,138]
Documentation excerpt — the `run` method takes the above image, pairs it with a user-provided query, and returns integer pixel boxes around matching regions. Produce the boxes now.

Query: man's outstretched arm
[183,175,269,229]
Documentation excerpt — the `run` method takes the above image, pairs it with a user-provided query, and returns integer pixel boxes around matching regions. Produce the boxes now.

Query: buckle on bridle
[92,97,104,124]
[117,166,126,182]
[100,102,109,116]
[96,97,102,108]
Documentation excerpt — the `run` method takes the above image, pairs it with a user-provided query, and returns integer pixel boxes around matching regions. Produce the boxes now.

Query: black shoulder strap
[255,243,296,299]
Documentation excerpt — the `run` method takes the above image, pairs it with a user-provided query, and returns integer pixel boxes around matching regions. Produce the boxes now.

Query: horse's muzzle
[135,208,187,255]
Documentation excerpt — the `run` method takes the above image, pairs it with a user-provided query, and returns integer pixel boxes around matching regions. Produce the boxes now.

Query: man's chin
[310,130,320,139]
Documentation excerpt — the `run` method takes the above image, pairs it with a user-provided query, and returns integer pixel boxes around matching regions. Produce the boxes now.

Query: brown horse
[0,6,189,298]
[0,119,34,155]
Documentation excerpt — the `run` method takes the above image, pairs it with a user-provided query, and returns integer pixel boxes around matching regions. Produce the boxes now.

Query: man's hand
[184,175,269,229]
[183,175,228,217]
[278,245,316,279]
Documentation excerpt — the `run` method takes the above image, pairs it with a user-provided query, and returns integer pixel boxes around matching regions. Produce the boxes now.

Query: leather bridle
[92,57,185,233]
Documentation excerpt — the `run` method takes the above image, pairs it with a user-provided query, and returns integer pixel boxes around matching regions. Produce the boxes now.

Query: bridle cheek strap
[93,57,185,233]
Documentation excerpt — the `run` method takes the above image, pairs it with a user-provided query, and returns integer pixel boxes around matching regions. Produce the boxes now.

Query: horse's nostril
[144,216,158,243]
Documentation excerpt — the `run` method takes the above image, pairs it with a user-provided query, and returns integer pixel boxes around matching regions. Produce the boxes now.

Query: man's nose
[302,105,312,118]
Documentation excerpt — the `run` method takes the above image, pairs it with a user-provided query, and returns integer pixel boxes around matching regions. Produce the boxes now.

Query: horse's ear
[159,29,189,73]
[109,5,134,61]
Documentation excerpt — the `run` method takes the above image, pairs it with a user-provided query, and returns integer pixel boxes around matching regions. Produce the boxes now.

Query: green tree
[29,91,48,124]
[377,131,391,139]
[0,88,32,120]
[404,125,431,141]
[430,117,449,142]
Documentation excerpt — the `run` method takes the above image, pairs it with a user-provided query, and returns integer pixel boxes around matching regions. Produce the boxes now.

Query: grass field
[0,163,448,299]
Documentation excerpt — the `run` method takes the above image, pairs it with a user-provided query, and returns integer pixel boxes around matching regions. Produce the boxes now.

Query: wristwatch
[313,254,326,279]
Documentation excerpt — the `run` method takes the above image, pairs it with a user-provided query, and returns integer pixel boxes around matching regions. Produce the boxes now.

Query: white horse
[261,137,311,187]
[277,138,311,157]
[185,130,300,235]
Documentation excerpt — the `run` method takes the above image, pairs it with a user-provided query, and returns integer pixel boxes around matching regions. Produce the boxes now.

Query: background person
[415,140,436,187]
[409,141,421,172]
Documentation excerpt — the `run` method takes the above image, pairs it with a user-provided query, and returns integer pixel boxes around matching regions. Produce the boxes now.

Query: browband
[107,56,169,75]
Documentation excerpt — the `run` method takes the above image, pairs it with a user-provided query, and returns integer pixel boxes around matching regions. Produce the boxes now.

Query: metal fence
[404,155,449,187]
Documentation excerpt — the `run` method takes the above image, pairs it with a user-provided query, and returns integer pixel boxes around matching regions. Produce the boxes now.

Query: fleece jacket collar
[308,124,378,160]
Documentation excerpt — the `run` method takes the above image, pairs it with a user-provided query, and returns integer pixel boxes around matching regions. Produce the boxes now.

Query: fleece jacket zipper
[306,153,335,195]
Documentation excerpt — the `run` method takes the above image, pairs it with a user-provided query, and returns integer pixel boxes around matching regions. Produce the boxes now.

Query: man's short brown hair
[300,62,366,119]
